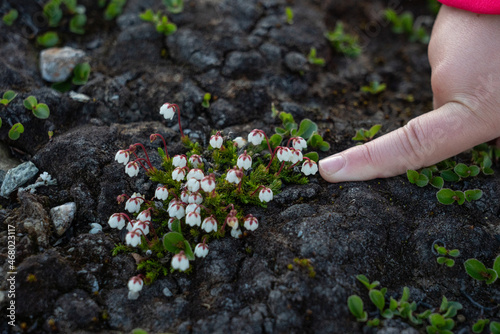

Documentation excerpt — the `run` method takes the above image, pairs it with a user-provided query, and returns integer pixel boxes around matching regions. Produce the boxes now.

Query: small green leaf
[2,9,18,26]
[275,127,287,136]
[51,80,72,93]
[421,168,432,179]
[347,295,367,321]
[33,103,50,119]
[469,165,480,177]
[0,117,2,128]
[407,170,419,184]
[23,96,37,110]
[430,176,444,189]
[139,9,155,22]
[352,129,366,141]
[279,111,295,125]
[389,297,398,311]
[132,329,149,334]
[303,152,319,163]
[400,287,410,303]
[472,319,489,333]
[367,124,382,138]
[382,309,394,319]
[437,257,447,265]
[440,170,460,182]
[37,31,59,47]
[269,134,283,149]
[163,232,185,253]
[415,174,429,187]
[318,141,330,151]
[464,259,490,281]
[491,321,500,334]
[448,249,460,257]
[454,191,465,205]
[439,296,448,313]
[158,147,166,159]
[3,90,17,102]
[367,318,380,327]
[295,119,318,140]
[8,123,24,140]
[429,313,446,327]
[442,318,455,330]
[356,274,371,289]
[486,269,498,284]
[72,62,91,85]
[436,246,447,255]
[493,255,500,275]
[418,310,432,319]
[69,14,86,34]
[171,219,181,233]
[369,289,385,312]
[454,163,470,178]
[464,189,483,202]
[436,188,455,205]
[183,240,195,261]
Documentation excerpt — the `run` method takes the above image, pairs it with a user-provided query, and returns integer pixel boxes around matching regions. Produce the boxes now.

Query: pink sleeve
[438,0,500,14]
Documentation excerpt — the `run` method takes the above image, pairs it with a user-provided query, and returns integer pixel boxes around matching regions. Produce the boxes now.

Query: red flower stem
[263,132,273,155]
[173,104,185,138]
[266,146,281,170]
[250,185,265,197]
[119,213,133,221]
[153,133,169,158]
[276,161,286,176]
[132,228,152,247]
[132,157,150,172]
[132,143,153,169]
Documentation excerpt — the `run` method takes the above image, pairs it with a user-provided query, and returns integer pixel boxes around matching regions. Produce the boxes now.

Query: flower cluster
[110,102,322,298]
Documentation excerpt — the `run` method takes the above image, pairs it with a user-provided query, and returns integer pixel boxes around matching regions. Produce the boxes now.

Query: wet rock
[50,202,77,236]
[14,250,76,320]
[221,50,265,78]
[53,289,101,332]
[0,161,39,198]
[0,142,20,174]
[4,191,51,248]
[40,47,87,82]
[284,52,308,73]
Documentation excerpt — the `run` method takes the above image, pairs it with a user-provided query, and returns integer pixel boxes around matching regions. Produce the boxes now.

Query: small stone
[50,202,77,236]
[284,52,308,73]
[163,287,173,297]
[40,47,87,82]
[0,161,39,198]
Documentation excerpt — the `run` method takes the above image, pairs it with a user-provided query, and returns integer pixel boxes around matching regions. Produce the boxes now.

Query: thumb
[319,101,500,182]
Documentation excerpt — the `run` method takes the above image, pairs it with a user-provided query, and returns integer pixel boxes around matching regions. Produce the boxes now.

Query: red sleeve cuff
[438,0,500,14]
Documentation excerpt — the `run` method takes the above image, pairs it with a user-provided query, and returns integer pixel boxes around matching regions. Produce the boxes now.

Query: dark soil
[1,0,499,333]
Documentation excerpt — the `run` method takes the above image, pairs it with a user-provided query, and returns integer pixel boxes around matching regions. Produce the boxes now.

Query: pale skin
[319,5,500,183]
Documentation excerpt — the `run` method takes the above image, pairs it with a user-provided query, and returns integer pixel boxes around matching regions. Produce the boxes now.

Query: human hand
[319,5,500,183]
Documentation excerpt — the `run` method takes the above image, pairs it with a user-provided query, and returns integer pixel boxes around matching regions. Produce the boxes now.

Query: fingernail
[319,155,346,176]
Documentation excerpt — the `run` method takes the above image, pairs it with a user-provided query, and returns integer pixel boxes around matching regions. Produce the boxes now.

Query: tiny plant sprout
[201,216,217,233]
[172,167,186,181]
[23,96,50,119]
[8,123,24,140]
[201,92,211,108]
[172,154,187,167]
[108,213,127,230]
[115,150,130,165]
[307,47,325,67]
[126,231,142,247]
[285,6,293,24]
[464,258,498,284]
[361,81,387,95]
[125,161,140,177]
[163,0,184,14]
[301,158,318,176]
[72,62,91,85]
[352,124,382,142]
[2,9,18,26]
[37,31,60,48]
[188,154,202,168]
[258,187,273,202]
[209,132,223,149]
[325,22,362,58]
[171,251,189,271]
[244,214,258,231]
[195,242,209,258]
[155,185,169,200]
[237,151,252,170]
[0,90,17,106]
[348,295,368,322]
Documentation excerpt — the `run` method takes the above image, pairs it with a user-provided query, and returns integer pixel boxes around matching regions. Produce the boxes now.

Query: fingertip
[319,154,346,183]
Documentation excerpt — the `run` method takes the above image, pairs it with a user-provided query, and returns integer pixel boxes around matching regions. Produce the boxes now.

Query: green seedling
[356,274,380,290]
[2,9,18,26]
[285,7,293,25]
[348,295,368,322]
[426,313,455,334]
[385,9,430,44]
[104,0,127,20]
[434,242,460,268]
[361,81,387,95]
[69,13,86,34]
[201,93,211,109]
[72,62,91,85]
[472,319,490,333]
[352,124,381,142]
[0,90,17,106]
[44,0,63,27]
[436,188,482,205]
[8,123,24,140]
[292,258,316,278]
[453,163,480,178]
[407,168,444,189]
[37,31,59,48]
[491,322,500,334]
[307,48,325,66]
[428,0,441,15]
[464,258,498,284]
[23,96,50,119]
[472,143,497,175]
[325,22,361,57]
[439,296,463,318]
[139,9,177,36]
[367,318,380,327]
[162,0,184,14]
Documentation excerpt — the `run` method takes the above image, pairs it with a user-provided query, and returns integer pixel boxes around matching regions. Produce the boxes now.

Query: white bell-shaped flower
[301,160,318,176]
[125,161,140,177]
[180,190,190,203]
[237,151,252,170]
[172,167,186,181]
[244,214,259,231]
[108,213,126,230]
[188,154,203,168]
[188,192,203,204]
[195,243,209,258]
[136,210,151,222]
[209,133,223,149]
[231,228,242,239]
[233,137,247,147]
[160,103,176,120]
[185,203,201,214]
[259,187,273,203]
[115,150,130,165]
[155,185,169,201]
[186,178,200,192]
[128,275,144,292]
[187,168,204,180]
[171,252,189,271]
[289,148,303,164]
[126,231,142,247]
[248,129,265,145]
[226,168,242,184]
[172,154,187,168]
[201,175,216,192]
[185,211,201,227]
[292,137,307,151]
[168,202,185,219]
[276,147,291,162]
[201,216,218,233]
